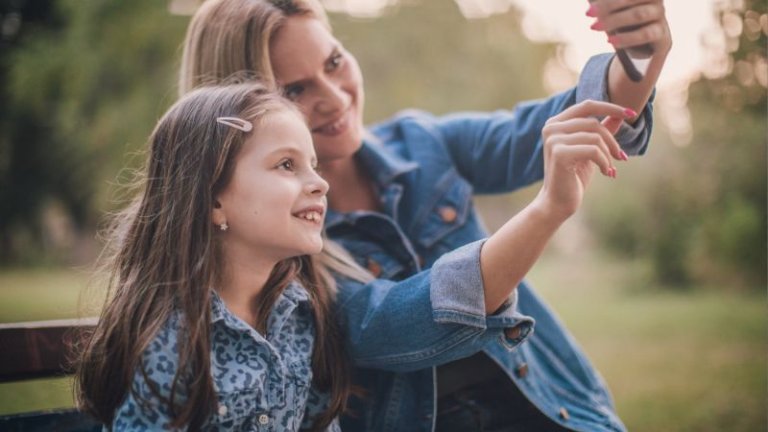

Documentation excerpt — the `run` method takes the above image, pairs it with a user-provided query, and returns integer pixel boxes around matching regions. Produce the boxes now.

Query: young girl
[74,83,359,431]
[178,1,671,431]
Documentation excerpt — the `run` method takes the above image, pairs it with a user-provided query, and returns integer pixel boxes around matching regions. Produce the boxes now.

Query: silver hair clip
[216,117,253,132]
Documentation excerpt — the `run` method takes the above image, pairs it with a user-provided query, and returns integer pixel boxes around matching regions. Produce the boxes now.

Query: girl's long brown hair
[74,83,350,430]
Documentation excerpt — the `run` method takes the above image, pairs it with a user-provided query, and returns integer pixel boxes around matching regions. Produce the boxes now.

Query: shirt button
[559,407,570,421]
[438,206,458,223]
[258,414,270,425]
[514,362,528,378]
[217,404,228,416]
[367,258,382,277]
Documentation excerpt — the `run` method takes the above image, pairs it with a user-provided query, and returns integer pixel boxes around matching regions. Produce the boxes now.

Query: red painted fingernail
[607,35,619,45]
[590,20,603,31]
[620,150,629,161]
[623,108,637,117]
[586,4,598,17]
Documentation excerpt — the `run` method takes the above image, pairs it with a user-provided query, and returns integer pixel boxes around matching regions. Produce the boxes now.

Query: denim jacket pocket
[342,240,407,280]
[414,169,473,250]
[210,387,273,431]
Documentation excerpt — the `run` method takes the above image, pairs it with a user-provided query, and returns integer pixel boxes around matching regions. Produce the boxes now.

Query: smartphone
[589,0,654,82]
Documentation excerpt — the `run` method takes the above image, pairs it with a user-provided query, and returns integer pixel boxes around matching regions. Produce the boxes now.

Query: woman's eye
[326,52,343,72]
[278,159,294,171]
[283,85,304,101]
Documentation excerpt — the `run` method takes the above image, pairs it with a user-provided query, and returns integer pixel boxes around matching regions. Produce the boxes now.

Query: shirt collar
[210,281,310,326]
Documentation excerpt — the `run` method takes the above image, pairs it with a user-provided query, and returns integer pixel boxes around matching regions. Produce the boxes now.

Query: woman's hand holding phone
[586,0,672,82]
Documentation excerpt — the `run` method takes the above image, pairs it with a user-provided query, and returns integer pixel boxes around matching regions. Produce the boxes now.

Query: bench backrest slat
[0,318,97,383]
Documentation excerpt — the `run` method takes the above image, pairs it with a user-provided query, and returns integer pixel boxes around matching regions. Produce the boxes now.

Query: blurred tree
[333,0,552,122]
[0,0,188,264]
[683,0,767,287]
[0,0,66,263]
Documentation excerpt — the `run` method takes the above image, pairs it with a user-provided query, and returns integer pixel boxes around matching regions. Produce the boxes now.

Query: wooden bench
[0,318,102,431]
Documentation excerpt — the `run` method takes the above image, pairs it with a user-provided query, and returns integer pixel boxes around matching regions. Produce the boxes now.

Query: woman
[179,1,671,430]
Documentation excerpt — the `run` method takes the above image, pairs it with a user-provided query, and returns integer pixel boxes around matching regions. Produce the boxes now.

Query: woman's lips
[312,109,350,137]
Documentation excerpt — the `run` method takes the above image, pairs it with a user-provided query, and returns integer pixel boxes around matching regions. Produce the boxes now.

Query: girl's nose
[305,170,329,196]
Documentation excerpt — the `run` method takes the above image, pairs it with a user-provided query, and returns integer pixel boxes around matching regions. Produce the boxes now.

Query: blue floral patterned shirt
[110,282,340,431]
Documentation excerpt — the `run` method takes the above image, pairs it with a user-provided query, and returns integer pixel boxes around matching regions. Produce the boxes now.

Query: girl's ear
[211,199,226,227]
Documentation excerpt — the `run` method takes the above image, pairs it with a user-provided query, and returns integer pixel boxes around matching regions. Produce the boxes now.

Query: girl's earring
[219,222,229,231]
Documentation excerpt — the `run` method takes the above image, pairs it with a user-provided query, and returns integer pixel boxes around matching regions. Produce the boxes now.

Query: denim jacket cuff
[430,239,490,328]
[577,53,654,156]
[485,289,536,349]
[429,238,536,340]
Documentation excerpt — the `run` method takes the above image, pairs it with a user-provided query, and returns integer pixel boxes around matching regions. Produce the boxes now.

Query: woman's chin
[314,132,363,163]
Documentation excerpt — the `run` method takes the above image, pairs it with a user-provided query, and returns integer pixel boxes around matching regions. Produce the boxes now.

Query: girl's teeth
[298,211,320,222]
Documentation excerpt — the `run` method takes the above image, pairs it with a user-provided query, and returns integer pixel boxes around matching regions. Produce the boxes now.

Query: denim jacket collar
[325,137,418,229]
[358,135,419,186]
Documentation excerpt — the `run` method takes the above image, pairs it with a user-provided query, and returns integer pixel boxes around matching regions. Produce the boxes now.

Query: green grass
[0,255,765,431]
[0,268,99,322]
[528,251,766,432]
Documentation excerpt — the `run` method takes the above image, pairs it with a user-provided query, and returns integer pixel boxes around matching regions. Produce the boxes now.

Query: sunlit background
[0,0,765,431]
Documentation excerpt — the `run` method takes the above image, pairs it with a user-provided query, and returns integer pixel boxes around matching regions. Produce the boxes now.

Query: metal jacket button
[438,206,457,223]
[366,258,382,277]
[505,325,523,340]
[514,362,528,378]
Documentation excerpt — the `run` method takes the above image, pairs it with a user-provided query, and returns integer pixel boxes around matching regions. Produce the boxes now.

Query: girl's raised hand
[537,100,635,220]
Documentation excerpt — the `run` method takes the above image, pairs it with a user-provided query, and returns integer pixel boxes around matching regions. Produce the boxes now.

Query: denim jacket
[111,284,340,431]
[331,54,652,432]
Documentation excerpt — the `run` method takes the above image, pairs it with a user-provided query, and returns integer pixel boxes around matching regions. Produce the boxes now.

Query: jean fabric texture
[332,54,653,432]
[110,284,340,431]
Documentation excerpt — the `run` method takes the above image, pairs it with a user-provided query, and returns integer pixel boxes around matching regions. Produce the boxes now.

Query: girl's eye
[278,159,294,171]
[283,85,304,101]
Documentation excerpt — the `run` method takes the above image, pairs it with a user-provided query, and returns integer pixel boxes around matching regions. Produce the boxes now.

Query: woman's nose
[314,77,349,115]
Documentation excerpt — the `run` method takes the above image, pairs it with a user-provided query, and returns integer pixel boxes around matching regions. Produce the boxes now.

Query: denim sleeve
[337,240,534,373]
[576,53,654,156]
[419,53,653,193]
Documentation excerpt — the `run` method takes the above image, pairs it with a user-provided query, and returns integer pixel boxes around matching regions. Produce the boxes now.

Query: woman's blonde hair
[179,0,328,96]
